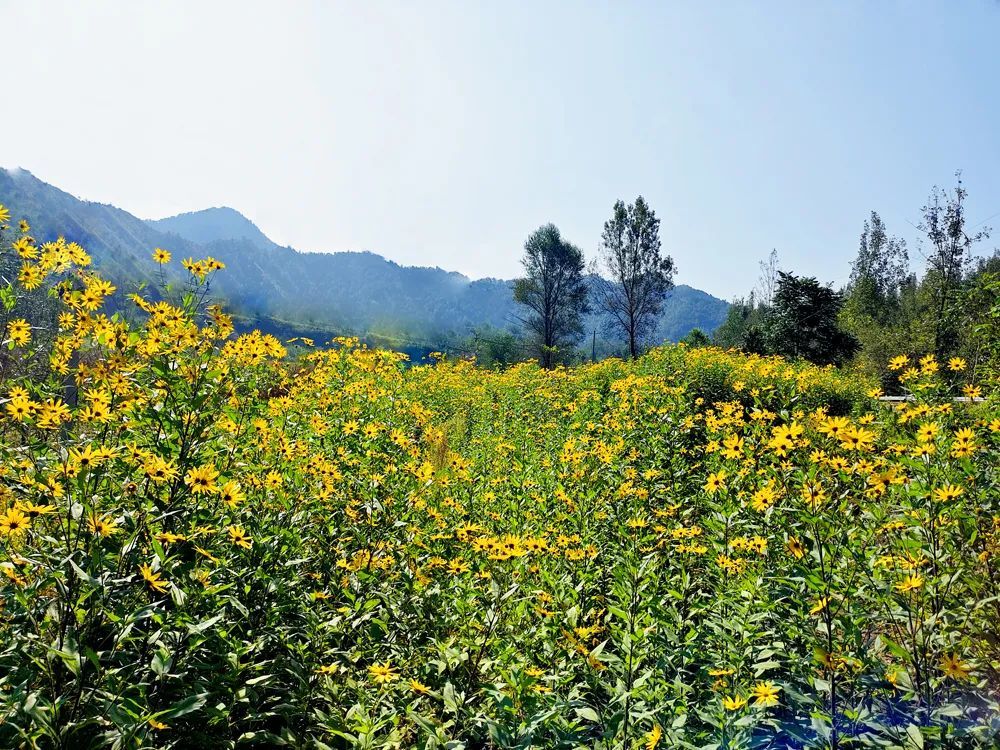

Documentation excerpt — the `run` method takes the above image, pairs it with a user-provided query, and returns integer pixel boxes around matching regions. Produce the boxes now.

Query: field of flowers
[1,206,999,749]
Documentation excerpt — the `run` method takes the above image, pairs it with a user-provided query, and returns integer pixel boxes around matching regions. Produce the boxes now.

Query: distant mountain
[148,206,276,250]
[0,168,728,350]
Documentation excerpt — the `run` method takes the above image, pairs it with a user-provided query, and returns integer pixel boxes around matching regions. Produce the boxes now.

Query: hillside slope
[1,168,728,346]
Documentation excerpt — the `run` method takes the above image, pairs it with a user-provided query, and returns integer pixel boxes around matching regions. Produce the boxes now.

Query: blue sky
[1,1,998,299]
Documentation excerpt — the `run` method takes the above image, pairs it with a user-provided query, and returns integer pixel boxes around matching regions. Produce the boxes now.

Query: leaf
[159,692,208,720]
[151,650,170,677]
[905,724,924,749]
[188,613,224,635]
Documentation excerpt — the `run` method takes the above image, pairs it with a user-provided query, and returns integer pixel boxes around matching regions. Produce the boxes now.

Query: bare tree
[755,249,780,308]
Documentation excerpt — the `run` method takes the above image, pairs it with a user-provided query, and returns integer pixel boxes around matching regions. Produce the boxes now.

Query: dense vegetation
[713,174,999,394]
[1,203,998,749]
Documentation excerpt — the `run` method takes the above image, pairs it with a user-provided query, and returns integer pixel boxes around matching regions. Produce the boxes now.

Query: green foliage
[916,172,990,360]
[712,295,769,351]
[679,328,710,348]
[594,197,676,358]
[513,224,589,368]
[767,272,858,366]
[1,199,998,748]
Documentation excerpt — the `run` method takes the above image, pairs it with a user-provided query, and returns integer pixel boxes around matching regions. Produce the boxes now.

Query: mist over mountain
[148,207,276,250]
[0,168,728,351]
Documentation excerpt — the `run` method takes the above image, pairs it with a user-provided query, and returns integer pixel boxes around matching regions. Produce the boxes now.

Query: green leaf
[905,724,924,749]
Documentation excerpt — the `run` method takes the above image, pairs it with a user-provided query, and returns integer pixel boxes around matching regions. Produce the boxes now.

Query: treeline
[498,175,1000,394]
[712,172,999,392]
[472,196,677,368]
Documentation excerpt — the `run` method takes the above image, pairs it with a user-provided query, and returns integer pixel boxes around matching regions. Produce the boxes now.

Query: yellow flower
[810,597,829,615]
[5,396,33,422]
[751,681,780,707]
[144,456,178,483]
[152,247,172,264]
[227,525,252,549]
[839,426,876,452]
[88,514,120,538]
[69,445,102,472]
[938,653,971,681]
[13,237,37,259]
[888,355,909,371]
[645,724,662,749]
[184,464,219,494]
[786,537,805,559]
[155,531,186,544]
[140,564,169,594]
[0,507,31,536]
[947,357,967,372]
[368,660,399,684]
[703,470,727,494]
[895,574,924,593]
[21,503,56,519]
[962,384,982,399]
[933,485,964,503]
[315,663,339,676]
[219,481,244,508]
[409,679,431,694]
[722,694,748,711]
[6,319,31,346]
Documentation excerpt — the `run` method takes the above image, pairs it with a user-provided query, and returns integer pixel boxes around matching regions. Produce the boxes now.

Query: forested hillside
[0,168,728,351]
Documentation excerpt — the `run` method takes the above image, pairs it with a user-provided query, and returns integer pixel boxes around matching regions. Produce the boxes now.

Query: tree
[467,325,525,369]
[768,272,858,366]
[680,327,710,348]
[840,212,913,389]
[712,293,761,350]
[513,224,589,368]
[918,172,990,359]
[755,249,781,308]
[846,212,909,324]
[594,197,675,358]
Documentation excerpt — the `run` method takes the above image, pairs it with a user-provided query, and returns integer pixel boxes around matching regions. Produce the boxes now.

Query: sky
[1,1,998,300]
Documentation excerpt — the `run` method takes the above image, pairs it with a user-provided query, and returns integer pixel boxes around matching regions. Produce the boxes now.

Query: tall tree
[846,211,909,323]
[594,197,675,358]
[755,249,781,308]
[513,224,589,368]
[768,271,858,366]
[840,212,913,388]
[918,172,990,359]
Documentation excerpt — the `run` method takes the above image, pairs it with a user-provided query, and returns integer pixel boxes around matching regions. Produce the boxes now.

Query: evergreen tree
[768,272,858,366]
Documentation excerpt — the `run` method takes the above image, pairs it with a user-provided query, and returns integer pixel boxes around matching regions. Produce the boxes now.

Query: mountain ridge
[0,168,729,351]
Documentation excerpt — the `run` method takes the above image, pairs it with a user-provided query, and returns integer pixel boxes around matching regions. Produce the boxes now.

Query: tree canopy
[594,197,675,358]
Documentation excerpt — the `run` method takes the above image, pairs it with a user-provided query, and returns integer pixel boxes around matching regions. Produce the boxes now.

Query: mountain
[0,168,728,351]
[148,207,275,250]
